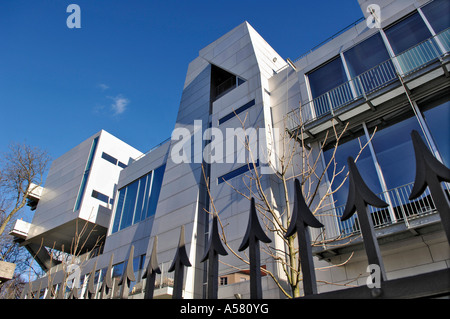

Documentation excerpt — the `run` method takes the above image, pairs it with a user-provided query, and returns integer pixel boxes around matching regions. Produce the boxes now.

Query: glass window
[421,0,450,34]
[323,133,381,209]
[344,33,396,94]
[384,12,432,54]
[120,180,139,230]
[218,99,255,125]
[118,161,128,168]
[91,190,109,203]
[74,137,99,211]
[101,152,118,165]
[371,116,425,190]
[112,188,125,233]
[111,165,166,234]
[146,164,166,218]
[133,176,146,225]
[344,33,391,77]
[218,160,259,185]
[421,100,450,166]
[308,57,348,98]
[307,56,353,116]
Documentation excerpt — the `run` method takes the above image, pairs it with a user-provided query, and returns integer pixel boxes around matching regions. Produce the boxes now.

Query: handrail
[286,29,450,129]
[313,181,445,243]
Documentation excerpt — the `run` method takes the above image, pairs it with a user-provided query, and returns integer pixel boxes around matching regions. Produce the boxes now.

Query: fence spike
[68,286,79,299]
[84,259,98,299]
[285,178,323,295]
[341,157,389,282]
[99,253,114,299]
[201,215,228,299]
[409,130,450,244]
[142,237,161,299]
[238,197,271,299]
[169,225,191,299]
[56,277,66,299]
[118,246,136,299]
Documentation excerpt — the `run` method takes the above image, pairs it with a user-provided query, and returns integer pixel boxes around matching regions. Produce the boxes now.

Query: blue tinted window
[421,0,450,34]
[218,160,259,184]
[384,12,432,54]
[421,100,450,167]
[101,152,118,165]
[308,57,348,98]
[146,164,166,218]
[218,99,256,125]
[371,116,424,189]
[120,180,139,230]
[111,165,166,234]
[324,134,380,209]
[133,175,148,224]
[118,161,128,168]
[344,33,391,77]
[112,188,126,233]
[74,137,99,211]
[91,190,109,203]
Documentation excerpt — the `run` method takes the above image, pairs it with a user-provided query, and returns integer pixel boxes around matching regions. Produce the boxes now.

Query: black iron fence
[24,130,450,299]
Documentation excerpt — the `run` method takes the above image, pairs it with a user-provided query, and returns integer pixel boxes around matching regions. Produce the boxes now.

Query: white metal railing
[312,182,445,243]
[287,28,450,129]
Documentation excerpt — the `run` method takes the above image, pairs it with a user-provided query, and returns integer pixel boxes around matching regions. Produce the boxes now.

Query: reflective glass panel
[421,0,450,34]
[344,33,391,77]
[119,180,139,230]
[384,12,432,54]
[324,133,381,209]
[146,164,166,218]
[421,100,450,166]
[371,116,424,190]
[308,57,348,98]
[111,188,126,233]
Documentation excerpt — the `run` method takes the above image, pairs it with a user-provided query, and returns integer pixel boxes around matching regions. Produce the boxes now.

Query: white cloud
[109,95,129,115]
[98,83,109,91]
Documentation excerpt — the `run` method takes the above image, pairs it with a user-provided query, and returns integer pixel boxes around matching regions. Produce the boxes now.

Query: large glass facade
[323,99,448,224]
[371,117,424,190]
[308,57,348,99]
[344,34,391,77]
[111,164,166,234]
[343,33,396,93]
[307,56,351,117]
[323,132,381,209]
[384,12,432,55]
[420,100,450,166]
[74,136,99,212]
[421,0,450,34]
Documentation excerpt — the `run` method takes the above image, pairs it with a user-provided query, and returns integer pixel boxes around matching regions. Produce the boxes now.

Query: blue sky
[0,0,363,160]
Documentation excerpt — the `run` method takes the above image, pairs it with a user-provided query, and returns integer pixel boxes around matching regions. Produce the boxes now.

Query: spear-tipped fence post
[201,215,228,299]
[341,157,389,284]
[118,246,136,299]
[169,225,192,299]
[285,178,324,296]
[238,198,272,299]
[142,237,161,299]
[84,260,98,299]
[409,130,450,244]
[99,254,114,299]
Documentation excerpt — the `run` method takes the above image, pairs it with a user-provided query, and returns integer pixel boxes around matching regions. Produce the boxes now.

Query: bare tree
[0,142,50,238]
[203,107,375,298]
[0,142,50,298]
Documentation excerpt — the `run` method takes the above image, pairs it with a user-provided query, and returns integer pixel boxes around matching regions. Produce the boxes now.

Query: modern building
[12,0,449,299]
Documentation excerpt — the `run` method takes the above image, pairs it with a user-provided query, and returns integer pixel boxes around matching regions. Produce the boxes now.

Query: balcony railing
[288,28,450,129]
[312,182,447,244]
